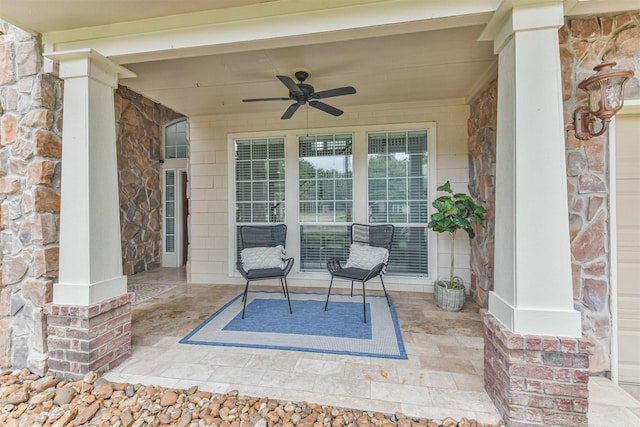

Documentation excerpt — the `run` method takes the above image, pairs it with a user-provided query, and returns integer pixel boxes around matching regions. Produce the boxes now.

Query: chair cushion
[332,267,370,281]
[344,244,388,271]
[241,245,285,271]
[247,267,286,279]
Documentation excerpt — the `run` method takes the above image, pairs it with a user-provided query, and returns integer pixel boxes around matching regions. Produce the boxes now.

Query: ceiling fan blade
[309,100,343,116]
[311,86,356,100]
[277,75,303,96]
[281,103,301,119]
[242,97,291,102]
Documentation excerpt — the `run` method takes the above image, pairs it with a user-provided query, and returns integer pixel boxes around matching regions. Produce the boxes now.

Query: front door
[182,170,189,266]
[616,111,640,384]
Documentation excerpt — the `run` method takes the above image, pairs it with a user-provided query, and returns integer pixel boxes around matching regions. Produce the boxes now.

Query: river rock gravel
[0,368,506,427]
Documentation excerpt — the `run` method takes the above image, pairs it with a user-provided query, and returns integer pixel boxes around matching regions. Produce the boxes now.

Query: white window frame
[162,118,189,268]
[234,136,287,224]
[163,118,189,160]
[162,167,187,267]
[298,133,354,272]
[227,122,437,287]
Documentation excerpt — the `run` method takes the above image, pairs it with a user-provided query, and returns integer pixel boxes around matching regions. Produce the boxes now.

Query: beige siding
[188,99,471,291]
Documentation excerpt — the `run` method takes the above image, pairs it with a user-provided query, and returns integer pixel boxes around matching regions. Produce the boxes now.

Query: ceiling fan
[242,69,356,119]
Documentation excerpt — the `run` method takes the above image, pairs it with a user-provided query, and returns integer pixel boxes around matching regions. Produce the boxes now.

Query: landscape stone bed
[0,369,506,427]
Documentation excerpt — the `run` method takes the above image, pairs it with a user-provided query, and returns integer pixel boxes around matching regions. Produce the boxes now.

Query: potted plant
[427,181,486,311]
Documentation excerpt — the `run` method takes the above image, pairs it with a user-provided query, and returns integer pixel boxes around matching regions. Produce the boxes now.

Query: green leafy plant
[427,181,486,289]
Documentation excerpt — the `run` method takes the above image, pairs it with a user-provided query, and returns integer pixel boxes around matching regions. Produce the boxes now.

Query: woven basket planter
[434,279,465,311]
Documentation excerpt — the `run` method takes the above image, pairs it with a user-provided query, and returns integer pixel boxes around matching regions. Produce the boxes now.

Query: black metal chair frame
[236,224,294,319]
[324,223,395,323]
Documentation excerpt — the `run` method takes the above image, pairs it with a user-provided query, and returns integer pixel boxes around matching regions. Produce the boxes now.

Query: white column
[487,3,582,337]
[46,49,135,305]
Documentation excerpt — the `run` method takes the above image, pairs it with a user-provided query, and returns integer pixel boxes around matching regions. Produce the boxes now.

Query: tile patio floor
[103,268,640,426]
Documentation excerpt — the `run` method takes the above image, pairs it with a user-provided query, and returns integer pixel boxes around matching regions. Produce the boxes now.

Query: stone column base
[483,310,594,427]
[44,292,134,380]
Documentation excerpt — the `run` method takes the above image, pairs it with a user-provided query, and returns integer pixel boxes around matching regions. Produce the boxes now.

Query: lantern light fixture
[574,60,634,140]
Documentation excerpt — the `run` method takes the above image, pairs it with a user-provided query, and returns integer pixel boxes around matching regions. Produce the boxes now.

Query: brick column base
[44,293,134,380]
[482,310,594,427]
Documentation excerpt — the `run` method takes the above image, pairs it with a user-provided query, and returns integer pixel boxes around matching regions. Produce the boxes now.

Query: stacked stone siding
[560,12,640,373]
[467,79,497,308]
[468,12,640,373]
[484,312,594,427]
[0,18,185,374]
[44,293,134,380]
[115,85,184,276]
[0,20,62,374]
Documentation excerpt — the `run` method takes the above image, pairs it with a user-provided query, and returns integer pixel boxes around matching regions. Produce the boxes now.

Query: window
[298,134,353,271]
[164,169,176,253]
[231,124,434,280]
[235,137,286,223]
[368,131,429,275]
[165,119,189,159]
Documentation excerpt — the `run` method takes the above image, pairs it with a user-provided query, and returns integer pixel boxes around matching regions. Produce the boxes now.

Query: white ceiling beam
[565,0,640,17]
[42,0,500,64]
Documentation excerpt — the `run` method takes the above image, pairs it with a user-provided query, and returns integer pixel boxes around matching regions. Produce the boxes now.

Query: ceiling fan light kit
[243,69,356,119]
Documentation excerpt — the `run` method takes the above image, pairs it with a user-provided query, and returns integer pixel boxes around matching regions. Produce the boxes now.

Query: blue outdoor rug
[180,291,407,359]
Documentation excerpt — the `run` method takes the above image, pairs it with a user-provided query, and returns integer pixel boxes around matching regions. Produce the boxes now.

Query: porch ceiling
[118,24,496,117]
[0,0,498,118]
[1,0,635,118]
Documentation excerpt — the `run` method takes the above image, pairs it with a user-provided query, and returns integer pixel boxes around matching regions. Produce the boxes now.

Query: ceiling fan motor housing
[292,83,314,103]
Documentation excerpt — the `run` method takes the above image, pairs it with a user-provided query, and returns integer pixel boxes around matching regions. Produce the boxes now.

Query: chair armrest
[283,257,295,275]
[236,261,249,280]
[327,258,343,274]
[363,262,386,282]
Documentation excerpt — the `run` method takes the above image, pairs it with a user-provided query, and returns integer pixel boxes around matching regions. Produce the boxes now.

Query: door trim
[609,100,640,383]
[162,165,188,267]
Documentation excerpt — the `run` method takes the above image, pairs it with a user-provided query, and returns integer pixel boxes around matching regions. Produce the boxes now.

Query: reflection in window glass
[299,225,350,271]
[368,130,429,276]
[299,134,353,223]
[299,134,353,271]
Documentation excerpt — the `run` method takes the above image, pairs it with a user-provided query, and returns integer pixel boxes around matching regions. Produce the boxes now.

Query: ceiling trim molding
[564,0,640,17]
[466,60,499,104]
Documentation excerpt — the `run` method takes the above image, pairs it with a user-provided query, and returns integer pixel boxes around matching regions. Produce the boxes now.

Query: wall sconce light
[574,61,634,140]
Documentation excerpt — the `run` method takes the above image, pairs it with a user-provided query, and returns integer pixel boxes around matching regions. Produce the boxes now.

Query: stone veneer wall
[0,18,184,374]
[115,85,183,276]
[468,12,640,374]
[560,12,640,373]
[0,21,62,375]
[467,79,497,308]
